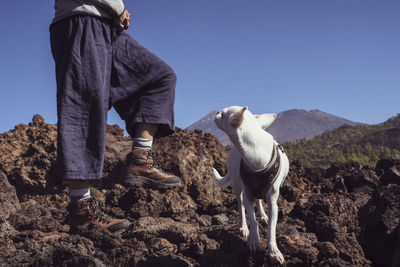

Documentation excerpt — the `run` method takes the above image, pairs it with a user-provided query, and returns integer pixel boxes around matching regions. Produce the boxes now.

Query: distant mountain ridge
[284,113,400,168]
[268,109,361,143]
[186,109,361,146]
[186,110,231,146]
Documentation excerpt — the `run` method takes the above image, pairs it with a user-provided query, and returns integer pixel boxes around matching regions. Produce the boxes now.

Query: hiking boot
[123,148,181,189]
[66,197,131,232]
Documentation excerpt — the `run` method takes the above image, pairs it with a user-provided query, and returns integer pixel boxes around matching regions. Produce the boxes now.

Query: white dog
[212,106,289,264]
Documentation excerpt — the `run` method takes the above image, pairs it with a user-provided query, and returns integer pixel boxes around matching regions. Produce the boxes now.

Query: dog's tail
[212,168,231,188]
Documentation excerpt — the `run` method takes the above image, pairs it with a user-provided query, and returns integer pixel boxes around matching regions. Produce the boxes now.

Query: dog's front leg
[243,193,259,253]
[257,199,269,224]
[237,191,249,239]
[265,188,285,264]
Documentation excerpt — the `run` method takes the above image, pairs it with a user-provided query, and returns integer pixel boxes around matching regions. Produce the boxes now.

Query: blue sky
[0,0,399,134]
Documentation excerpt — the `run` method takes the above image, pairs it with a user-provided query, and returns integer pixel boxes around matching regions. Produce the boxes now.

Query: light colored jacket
[52,0,125,24]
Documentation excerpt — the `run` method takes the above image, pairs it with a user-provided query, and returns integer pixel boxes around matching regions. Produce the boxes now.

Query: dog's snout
[214,111,222,123]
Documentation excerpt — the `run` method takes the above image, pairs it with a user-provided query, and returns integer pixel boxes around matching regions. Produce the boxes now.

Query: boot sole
[67,219,131,233]
[108,219,131,232]
[123,175,182,189]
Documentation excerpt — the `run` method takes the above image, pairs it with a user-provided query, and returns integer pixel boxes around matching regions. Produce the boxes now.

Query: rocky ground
[0,115,399,266]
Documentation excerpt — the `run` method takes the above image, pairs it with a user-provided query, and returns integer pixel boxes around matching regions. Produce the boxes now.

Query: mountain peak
[186,108,361,145]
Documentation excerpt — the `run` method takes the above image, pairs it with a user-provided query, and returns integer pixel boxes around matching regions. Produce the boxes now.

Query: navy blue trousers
[50,16,176,180]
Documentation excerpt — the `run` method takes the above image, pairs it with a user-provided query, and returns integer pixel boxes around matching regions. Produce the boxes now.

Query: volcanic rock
[0,115,399,266]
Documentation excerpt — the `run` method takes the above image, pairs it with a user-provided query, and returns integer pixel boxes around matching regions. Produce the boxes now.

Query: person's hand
[114,9,130,33]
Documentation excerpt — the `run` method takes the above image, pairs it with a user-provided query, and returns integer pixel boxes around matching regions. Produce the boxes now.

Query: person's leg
[51,16,112,182]
[131,123,158,155]
[109,33,181,189]
[50,16,130,231]
[110,33,176,139]
[134,123,158,140]
[68,179,90,201]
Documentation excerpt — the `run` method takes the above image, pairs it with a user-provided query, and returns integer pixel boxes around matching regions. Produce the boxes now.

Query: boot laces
[82,198,112,224]
[148,150,163,171]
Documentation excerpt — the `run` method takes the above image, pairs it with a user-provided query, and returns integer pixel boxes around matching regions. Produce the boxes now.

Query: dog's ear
[231,106,247,128]
[255,113,277,129]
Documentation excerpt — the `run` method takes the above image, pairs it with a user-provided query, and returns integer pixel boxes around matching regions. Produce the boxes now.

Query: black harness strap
[240,144,282,199]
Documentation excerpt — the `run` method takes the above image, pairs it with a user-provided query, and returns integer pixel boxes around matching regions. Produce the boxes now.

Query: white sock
[132,137,153,150]
[70,187,91,201]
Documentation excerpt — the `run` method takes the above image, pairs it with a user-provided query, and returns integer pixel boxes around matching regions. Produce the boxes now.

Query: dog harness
[240,143,285,199]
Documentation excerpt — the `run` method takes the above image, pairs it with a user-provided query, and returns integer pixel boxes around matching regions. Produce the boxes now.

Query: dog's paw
[269,248,285,264]
[240,226,249,239]
[247,233,260,253]
[260,215,269,225]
